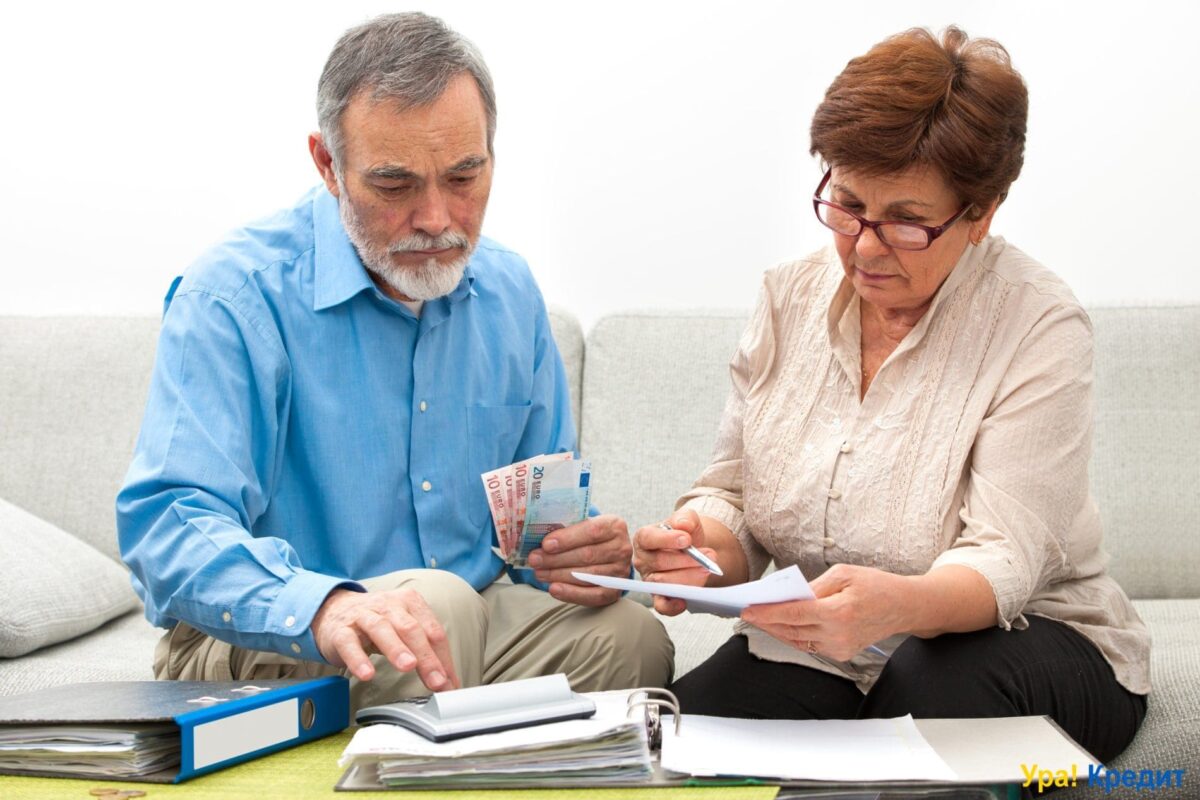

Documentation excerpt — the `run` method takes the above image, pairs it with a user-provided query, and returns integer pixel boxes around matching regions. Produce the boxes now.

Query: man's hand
[632,509,718,616]
[526,514,632,606]
[740,564,910,661]
[311,587,461,691]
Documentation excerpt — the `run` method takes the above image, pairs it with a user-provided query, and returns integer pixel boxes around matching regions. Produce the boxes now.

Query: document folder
[0,676,349,783]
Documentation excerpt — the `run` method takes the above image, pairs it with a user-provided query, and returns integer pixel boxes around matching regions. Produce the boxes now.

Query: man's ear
[309,133,340,197]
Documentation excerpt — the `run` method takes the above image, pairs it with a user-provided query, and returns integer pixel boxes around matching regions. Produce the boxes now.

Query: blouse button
[828,488,842,500]
[839,441,852,454]
[822,537,835,547]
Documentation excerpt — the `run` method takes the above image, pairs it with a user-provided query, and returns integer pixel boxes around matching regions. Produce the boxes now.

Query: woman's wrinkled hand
[740,563,911,660]
[632,508,719,616]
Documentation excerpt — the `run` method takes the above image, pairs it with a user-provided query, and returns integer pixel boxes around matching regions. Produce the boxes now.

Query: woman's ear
[969,200,1000,245]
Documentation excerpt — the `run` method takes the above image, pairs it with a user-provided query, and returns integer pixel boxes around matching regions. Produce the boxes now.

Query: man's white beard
[339,191,473,301]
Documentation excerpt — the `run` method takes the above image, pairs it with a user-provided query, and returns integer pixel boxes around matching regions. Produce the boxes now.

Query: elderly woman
[634,27,1148,763]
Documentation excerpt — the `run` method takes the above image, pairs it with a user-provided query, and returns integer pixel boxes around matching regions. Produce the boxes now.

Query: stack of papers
[339,692,649,789]
[0,724,180,778]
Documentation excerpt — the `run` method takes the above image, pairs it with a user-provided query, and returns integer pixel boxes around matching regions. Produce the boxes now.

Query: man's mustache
[390,232,470,253]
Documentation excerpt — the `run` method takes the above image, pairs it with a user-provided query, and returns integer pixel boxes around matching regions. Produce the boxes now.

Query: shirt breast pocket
[465,403,533,528]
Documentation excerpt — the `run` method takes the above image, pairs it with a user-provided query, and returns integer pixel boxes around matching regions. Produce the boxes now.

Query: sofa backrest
[1088,306,1200,599]
[0,309,585,564]
[580,306,1200,600]
[0,317,159,561]
[2,306,1195,599]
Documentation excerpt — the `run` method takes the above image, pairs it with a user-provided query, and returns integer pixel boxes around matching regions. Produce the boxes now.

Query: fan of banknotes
[481,454,592,568]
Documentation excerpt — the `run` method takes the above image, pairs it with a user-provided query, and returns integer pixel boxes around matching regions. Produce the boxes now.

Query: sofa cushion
[0,611,160,697]
[0,497,138,658]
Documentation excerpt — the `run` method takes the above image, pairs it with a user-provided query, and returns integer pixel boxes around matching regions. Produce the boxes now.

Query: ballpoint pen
[657,522,724,576]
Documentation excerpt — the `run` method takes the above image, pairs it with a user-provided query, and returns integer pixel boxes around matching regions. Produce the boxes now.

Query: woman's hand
[740,564,911,661]
[632,509,720,616]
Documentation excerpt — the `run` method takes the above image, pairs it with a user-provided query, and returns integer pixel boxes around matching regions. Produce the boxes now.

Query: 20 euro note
[510,458,592,568]
[510,453,573,550]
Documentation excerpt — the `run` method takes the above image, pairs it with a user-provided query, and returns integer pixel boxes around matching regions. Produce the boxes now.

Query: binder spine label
[192,698,299,769]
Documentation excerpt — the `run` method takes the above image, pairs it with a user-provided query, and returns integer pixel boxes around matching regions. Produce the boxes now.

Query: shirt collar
[311,187,479,312]
[312,188,375,312]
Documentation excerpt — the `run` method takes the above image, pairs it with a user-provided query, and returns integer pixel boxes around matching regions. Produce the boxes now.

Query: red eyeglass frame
[812,168,972,251]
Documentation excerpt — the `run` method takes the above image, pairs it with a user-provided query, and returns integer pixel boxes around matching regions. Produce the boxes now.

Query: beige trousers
[154,569,674,712]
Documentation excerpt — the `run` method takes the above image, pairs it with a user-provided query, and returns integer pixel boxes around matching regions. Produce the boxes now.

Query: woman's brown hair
[810,26,1028,219]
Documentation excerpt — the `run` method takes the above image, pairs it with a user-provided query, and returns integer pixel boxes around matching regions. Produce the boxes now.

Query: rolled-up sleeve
[931,303,1093,629]
[678,278,777,580]
[116,284,361,662]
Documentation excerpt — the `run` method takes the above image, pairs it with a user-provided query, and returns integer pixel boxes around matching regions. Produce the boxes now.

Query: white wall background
[2,1,1197,331]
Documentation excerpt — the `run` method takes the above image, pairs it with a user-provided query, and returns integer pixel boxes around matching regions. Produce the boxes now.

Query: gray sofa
[1,306,1196,793]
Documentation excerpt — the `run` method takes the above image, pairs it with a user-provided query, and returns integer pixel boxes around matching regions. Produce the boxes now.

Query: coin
[118,792,148,798]
[88,790,118,797]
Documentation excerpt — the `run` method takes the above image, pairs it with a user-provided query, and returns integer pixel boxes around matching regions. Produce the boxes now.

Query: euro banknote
[481,454,590,567]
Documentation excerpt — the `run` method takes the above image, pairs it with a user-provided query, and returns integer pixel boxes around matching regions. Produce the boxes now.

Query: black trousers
[670,616,1145,767]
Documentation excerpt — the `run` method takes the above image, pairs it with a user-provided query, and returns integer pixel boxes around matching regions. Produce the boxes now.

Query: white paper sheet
[571,564,816,616]
[660,714,958,782]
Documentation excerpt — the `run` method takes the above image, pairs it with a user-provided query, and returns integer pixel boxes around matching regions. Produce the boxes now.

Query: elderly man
[117,12,672,710]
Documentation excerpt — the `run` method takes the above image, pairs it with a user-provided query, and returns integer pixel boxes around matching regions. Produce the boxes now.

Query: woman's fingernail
[528,552,543,567]
[430,671,446,688]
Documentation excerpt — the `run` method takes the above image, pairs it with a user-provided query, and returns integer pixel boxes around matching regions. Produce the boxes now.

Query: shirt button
[222,611,232,623]
[419,401,428,412]
[828,488,842,500]
[840,441,852,454]
[430,557,438,568]
[422,480,432,492]
[822,537,835,547]
[290,643,302,654]
[284,616,296,628]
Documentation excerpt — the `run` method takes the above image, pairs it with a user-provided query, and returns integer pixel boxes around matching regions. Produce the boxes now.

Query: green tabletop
[0,730,780,800]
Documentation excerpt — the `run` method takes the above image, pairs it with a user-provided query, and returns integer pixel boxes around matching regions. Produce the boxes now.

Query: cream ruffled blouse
[679,236,1150,695]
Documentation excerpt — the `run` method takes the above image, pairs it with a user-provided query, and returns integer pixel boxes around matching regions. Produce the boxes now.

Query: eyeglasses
[812,169,972,251]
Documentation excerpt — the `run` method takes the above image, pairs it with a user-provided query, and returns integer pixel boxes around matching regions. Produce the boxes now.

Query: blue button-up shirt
[116,186,576,662]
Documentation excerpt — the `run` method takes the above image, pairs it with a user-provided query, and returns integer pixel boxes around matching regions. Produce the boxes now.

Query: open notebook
[335,679,1094,791]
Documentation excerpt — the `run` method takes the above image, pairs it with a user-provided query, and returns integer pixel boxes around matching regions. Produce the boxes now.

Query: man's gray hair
[317,12,496,167]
